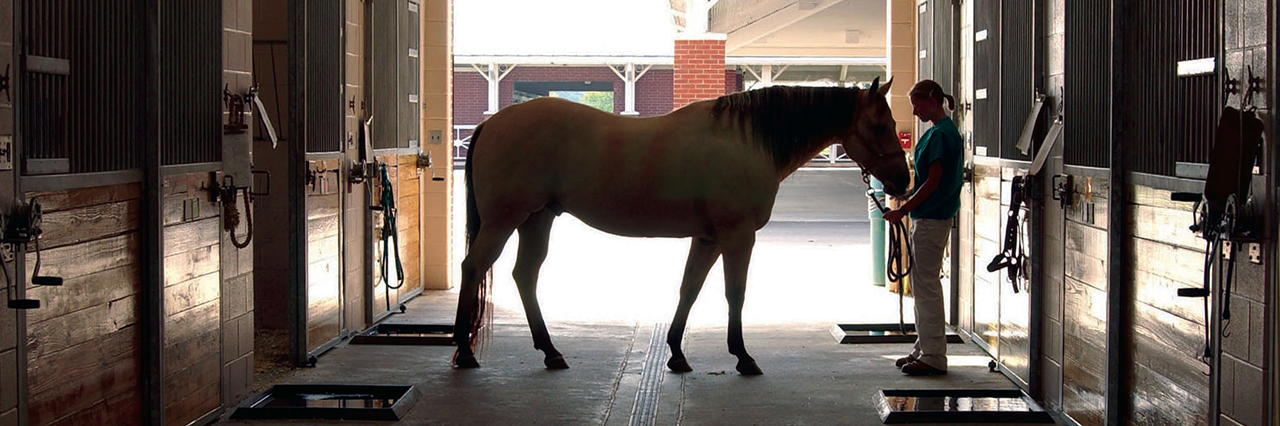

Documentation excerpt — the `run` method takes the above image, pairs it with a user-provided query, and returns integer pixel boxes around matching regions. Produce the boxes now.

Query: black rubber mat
[875,388,1054,424]
[830,323,964,344]
[230,384,419,420]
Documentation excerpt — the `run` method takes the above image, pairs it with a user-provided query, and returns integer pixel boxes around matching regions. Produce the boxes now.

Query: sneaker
[894,355,917,369]
[901,360,947,376]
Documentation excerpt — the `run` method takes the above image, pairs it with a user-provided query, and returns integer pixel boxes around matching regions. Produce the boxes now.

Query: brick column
[673,34,727,109]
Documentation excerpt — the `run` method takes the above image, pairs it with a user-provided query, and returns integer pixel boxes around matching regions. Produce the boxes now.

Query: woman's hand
[884,209,905,223]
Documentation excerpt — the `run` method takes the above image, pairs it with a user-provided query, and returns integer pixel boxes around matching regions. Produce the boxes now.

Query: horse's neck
[774,140,836,182]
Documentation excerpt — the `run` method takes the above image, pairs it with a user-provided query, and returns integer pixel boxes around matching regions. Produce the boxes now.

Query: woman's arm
[884,161,942,223]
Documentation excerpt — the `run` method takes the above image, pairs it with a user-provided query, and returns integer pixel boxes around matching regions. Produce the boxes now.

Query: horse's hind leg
[453,226,516,368]
[512,209,568,369]
[666,237,721,373]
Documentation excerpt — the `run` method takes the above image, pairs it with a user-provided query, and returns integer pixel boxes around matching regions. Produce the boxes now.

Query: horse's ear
[868,77,880,96]
[877,77,893,96]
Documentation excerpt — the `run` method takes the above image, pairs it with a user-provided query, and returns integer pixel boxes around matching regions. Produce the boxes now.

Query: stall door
[302,1,347,360]
[967,0,1002,358]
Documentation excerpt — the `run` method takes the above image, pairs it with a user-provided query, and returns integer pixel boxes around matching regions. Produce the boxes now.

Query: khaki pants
[908,218,951,370]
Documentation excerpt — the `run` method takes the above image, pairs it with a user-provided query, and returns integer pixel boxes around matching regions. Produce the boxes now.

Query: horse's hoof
[667,357,693,373]
[545,355,570,369]
[736,359,763,376]
[454,354,481,369]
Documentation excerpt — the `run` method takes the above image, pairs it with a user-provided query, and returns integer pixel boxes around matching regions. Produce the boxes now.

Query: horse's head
[842,77,911,197]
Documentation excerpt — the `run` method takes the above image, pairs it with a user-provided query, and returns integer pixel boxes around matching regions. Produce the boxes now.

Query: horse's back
[470,97,778,238]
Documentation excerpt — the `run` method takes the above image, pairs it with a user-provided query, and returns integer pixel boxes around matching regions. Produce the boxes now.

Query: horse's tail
[464,123,490,352]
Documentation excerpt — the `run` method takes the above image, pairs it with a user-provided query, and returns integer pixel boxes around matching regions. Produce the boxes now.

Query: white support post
[472,62,516,115]
[610,63,652,116]
[486,62,500,114]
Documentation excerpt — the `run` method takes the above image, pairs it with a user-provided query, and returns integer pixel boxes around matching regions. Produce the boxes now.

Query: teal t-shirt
[909,117,963,220]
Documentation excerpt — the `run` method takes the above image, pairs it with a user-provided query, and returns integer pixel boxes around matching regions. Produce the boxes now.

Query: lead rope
[376,164,405,312]
[862,169,914,334]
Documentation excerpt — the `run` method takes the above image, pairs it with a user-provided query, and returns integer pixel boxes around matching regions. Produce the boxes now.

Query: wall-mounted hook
[349,96,357,113]
[1244,65,1263,109]
[1222,68,1240,105]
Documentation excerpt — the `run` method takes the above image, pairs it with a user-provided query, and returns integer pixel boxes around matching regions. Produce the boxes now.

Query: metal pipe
[288,0,309,367]
[142,0,166,423]
[1104,0,1128,423]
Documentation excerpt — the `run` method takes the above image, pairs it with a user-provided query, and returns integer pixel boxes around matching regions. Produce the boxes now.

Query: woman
[883,79,962,376]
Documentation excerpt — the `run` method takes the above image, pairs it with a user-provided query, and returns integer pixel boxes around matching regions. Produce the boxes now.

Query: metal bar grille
[372,0,398,149]
[932,0,953,98]
[23,0,145,174]
[405,1,420,148]
[1122,0,1218,175]
[1176,0,1217,168]
[1064,0,1110,168]
[972,0,999,156]
[1000,0,1032,161]
[161,0,221,165]
[306,1,343,153]
[917,2,933,85]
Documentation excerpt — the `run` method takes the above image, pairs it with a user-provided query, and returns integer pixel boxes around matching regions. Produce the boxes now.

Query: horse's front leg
[721,231,762,375]
[667,237,721,373]
[513,209,567,369]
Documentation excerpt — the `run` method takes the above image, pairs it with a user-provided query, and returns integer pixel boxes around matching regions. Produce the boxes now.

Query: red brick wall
[673,38,726,108]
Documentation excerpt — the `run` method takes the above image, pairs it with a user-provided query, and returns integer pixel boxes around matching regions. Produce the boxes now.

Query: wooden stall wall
[159,175,222,426]
[1059,171,1109,426]
[370,154,421,317]
[1125,184,1211,425]
[23,183,143,426]
[305,156,344,356]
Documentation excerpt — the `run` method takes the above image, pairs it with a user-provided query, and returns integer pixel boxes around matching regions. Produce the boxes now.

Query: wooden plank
[26,183,141,213]
[25,233,139,283]
[306,192,342,219]
[1130,237,1205,292]
[43,388,142,426]
[163,192,219,226]
[164,272,220,318]
[1131,301,1211,394]
[27,303,126,361]
[1065,247,1107,292]
[163,300,219,349]
[27,326,139,396]
[163,350,218,414]
[163,244,219,286]
[164,381,219,426]
[164,329,219,379]
[1128,204,1201,251]
[1129,363,1209,426]
[163,217,220,255]
[29,357,139,426]
[39,199,140,250]
[26,264,139,325]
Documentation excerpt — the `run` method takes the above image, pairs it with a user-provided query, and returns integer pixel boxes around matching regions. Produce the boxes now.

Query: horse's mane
[711,86,862,171]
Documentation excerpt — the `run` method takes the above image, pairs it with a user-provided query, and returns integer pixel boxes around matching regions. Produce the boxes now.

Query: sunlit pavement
[224,168,1053,426]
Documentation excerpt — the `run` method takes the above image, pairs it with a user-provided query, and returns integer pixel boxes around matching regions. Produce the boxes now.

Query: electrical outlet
[429,130,443,145]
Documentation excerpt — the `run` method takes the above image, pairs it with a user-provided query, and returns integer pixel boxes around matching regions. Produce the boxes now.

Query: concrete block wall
[1218,1,1270,424]
[221,0,256,409]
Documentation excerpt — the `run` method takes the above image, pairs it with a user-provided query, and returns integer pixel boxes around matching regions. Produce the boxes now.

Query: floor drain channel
[875,388,1054,424]
[628,323,670,426]
[830,323,964,344]
[349,323,455,346]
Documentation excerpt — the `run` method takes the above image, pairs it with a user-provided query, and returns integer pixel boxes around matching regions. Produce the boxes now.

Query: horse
[452,77,911,375]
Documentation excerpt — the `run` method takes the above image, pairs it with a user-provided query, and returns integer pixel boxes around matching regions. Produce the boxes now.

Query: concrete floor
[221,168,1060,425]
